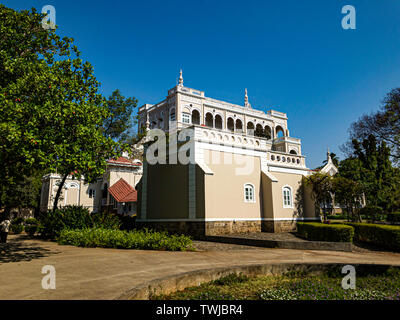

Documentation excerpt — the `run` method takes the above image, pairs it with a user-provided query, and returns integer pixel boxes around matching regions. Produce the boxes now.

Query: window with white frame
[89,189,95,198]
[244,184,255,203]
[283,186,293,207]
[182,112,191,124]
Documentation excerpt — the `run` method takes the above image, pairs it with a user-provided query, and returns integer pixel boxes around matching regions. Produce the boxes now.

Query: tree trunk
[53,173,68,212]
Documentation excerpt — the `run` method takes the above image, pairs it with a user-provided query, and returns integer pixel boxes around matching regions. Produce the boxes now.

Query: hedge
[358,206,384,222]
[297,222,354,242]
[345,223,400,251]
[57,228,193,251]
[386,213,400,224]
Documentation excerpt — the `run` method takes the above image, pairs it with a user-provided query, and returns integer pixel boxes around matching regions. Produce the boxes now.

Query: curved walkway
[1,235,399,300]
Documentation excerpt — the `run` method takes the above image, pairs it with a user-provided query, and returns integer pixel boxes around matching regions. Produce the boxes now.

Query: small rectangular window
[182,112,191,124]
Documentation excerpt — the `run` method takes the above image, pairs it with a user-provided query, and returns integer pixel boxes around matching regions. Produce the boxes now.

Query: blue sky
[4,0,400,168]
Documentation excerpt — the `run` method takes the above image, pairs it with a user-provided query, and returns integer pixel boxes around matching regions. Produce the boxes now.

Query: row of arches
[201,111,285,139]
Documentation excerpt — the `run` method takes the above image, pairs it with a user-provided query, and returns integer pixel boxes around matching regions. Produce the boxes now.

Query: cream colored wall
[203,150,262,220]
[268,171,303,219]
[109,169,142,188]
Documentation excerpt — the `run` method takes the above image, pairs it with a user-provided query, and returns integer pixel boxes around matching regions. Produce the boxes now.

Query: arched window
[235,119,243,133]
[215,114,223,130]
[169,108,176,121]
[244,183,255,203]
[255,124,263,137]
[276,125,285,138]
[264,126,272,140]
[289,149,297,155]
[247,122,255,135]
[282,186,293,208]
[192,109,200,125]
[227,118,234,132]
[205,113,214,128]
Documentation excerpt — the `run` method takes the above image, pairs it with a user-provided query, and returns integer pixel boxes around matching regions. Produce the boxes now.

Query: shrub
[345,223,400,251]
[25,225,38,236]
[386,212,400,224]
[10,224,24,234]
[118,214,136,231]
[358,206,384,222]
[57,228,193,251]
[297,222,354,242]
[25,217,38,225]
[91,212,121,229]
[38,206,120,239]
[12,217,25,225]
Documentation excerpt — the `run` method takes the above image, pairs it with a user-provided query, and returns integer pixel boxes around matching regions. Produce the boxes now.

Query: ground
[1,234,400,300]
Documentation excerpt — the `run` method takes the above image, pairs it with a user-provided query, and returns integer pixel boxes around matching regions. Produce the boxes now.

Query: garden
[153,268,400,300]
[9,205,193,251]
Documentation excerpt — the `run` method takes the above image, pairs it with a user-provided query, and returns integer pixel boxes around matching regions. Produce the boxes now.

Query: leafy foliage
[303,173,333,221]
[297,222,354,242]
[332,176,364,222]
[57,228,193,251]
[154,268,400,300]
[345,223,400,251]
[38,205,120,239]
[358,206,384,222]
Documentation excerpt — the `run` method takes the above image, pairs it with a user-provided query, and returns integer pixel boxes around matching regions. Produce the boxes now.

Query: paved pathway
[1,235,399,300]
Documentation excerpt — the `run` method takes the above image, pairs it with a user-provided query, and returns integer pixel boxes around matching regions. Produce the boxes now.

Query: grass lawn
[153,269,400,300]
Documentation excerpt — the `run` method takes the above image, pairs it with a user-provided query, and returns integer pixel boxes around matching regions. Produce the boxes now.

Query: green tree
[352,134,399,211]
[342,88,400,163]
[0,5,123,213]
[102,89,138,142]
[332,176,364,222]
[303,173,333,222]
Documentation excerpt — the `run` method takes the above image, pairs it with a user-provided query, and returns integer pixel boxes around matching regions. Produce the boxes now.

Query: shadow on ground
[0,235,59,263]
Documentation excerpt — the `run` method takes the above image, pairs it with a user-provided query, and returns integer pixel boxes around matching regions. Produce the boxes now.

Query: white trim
[243,183,256,203]
[269,166,309,175]
[282,185,294,208]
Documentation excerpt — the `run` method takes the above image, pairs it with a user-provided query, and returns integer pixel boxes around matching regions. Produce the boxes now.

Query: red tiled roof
[107,157,142,166]
[108,178,137,203]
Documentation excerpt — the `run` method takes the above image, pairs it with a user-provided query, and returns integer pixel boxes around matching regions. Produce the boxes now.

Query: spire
[244,88,251,108]
[178,69,183,86]
[327,147,331,161]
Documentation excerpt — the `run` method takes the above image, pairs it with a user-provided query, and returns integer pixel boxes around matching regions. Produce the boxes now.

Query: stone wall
[262,220,297,233]
[136,220,263,237]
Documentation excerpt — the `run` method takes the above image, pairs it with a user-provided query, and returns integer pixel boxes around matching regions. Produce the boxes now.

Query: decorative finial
[327,147,331,161]
[178,69,183,86]
[244,88,251,108]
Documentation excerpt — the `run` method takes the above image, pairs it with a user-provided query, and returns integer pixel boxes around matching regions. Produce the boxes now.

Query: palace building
[135,71,318,235]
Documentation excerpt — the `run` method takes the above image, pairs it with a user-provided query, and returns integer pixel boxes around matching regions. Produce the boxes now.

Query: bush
[92,212,121,229]
[345,223,400,251]
[297,222,354,242]
[358,206,384,222]
[25,217,38,225]
[10,224,24,234]
[57,228,193,251]
[12,217,25,225]
[386,212,400,224]
[118,214,136,231]
[25,225,38,236]
[38,206,120,239]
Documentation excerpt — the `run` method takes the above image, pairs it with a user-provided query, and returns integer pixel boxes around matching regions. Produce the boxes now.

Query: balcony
[267,150,306,168]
